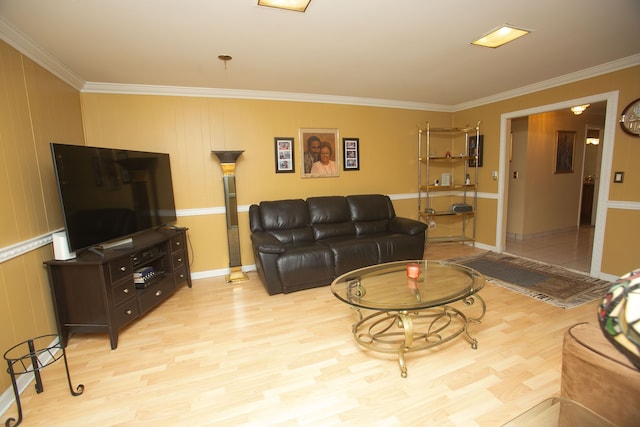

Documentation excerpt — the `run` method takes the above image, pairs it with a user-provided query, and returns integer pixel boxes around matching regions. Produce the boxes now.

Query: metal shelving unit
[418,122,480,244]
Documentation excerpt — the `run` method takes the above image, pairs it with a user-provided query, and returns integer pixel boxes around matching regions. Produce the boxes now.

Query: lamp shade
[598,268,640,369]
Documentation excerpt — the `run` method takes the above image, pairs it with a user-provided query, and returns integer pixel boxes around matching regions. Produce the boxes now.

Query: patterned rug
[447,251,612,309]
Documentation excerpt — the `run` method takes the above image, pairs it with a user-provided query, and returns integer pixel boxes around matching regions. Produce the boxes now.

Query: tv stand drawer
[138,276,174,315]
[116,300,140,328]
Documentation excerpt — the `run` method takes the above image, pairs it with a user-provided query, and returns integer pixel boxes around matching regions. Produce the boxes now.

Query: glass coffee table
[331,259,486,377]
[501,397,618,426]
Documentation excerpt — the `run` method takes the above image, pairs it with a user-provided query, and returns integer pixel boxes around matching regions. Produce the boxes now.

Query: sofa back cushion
[307,196,355,240]
[346,194,396,235]
[250,199,313,244]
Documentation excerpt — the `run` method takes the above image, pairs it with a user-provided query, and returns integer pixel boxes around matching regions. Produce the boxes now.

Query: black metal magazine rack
[3,334,83,426]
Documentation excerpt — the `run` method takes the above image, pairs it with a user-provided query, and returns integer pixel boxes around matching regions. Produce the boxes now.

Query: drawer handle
[123,288,129,294]
[155,290,162,297]
[177,258,182,263]
[126,309,132,315]
[175,241,181,246]
[120,266,127,272]
[179,274,184,279]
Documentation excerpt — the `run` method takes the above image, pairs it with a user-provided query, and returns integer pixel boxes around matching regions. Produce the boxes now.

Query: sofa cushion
[308,196,356,240]
[346,194,395,236]
[276,243,334,293]
[374,233,425,263]
[255,199,313,244]
[320,237,379,277]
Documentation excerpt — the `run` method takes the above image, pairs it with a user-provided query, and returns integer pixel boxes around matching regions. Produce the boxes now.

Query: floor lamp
[212,150,249,283]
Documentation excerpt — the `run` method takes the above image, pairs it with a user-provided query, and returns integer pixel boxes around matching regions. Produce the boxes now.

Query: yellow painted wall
[79,65,640,278]
[0,40,85,391]
[80,93,451,272]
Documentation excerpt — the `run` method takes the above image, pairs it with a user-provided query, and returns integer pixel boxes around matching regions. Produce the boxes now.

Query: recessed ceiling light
[258,0,311,12]
[471,25,530,48]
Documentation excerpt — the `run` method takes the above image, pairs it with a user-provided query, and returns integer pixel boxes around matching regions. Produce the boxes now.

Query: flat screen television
[50,143,178,253]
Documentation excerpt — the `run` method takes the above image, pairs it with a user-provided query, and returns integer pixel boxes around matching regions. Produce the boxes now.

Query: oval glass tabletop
[331,259,484,311]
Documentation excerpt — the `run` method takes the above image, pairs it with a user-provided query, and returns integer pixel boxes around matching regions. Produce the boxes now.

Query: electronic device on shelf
[50,143,178,255]
[133,266,166,289]
[131,246,161,268]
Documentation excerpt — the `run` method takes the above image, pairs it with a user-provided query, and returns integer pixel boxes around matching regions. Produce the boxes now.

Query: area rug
[447,251,612,309]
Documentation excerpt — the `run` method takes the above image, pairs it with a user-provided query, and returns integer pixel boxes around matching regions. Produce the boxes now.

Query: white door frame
[496,91,619,279]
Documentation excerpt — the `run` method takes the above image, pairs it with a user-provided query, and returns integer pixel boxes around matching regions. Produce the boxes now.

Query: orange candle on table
[406,262,420,279]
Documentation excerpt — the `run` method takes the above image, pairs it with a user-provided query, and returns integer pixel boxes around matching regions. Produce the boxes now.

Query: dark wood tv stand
[45,228,192,349]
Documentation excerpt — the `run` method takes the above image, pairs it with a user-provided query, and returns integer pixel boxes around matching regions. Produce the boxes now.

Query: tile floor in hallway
[505,225,595,273]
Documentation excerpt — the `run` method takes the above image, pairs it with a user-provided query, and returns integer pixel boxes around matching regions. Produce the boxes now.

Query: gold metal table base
[351,294,486,377]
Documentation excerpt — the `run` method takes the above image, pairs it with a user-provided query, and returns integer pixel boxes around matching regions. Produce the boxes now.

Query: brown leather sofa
[249,194,427,295]
[560,322,640,427]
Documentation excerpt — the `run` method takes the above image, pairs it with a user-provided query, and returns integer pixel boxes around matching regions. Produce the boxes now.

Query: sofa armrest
[389,217,427,236]
[251,232,285,254]
[560,322,640,427]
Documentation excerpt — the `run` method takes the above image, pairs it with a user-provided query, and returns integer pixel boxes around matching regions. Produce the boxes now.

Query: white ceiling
[1,0,639,109]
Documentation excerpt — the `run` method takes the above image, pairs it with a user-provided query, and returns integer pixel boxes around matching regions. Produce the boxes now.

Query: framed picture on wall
[555,130,575,173]
[468,135,484,167]
[274,137,295,173]
[343,138,359,170]
[300,128,340,178]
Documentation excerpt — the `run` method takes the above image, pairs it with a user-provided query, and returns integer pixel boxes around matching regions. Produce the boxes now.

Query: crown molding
[454,54,640,112]
[81,82,452,112]
[0,17,84,90]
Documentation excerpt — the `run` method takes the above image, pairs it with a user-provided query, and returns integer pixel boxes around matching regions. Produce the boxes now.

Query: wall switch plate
[492,170,498,181]
[614,171,624,183]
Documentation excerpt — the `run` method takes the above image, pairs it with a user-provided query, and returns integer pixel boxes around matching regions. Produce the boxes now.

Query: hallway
[505,225,595,273]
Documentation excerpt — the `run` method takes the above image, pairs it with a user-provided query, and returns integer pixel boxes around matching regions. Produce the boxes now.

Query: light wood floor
[3,243,601,426]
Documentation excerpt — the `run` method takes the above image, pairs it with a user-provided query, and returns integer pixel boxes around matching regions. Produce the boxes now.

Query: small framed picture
[274,137,295,173]
[300,128,340,178]
[343,138,359,171]
[555,130,575,173]
[468,135,483,167]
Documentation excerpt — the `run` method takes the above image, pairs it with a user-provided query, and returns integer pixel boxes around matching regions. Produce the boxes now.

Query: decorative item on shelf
[465,174,471,185]
[450,203,473,213]
[434,179,439,186]
[441,172,451,186]
[445,151,452,158]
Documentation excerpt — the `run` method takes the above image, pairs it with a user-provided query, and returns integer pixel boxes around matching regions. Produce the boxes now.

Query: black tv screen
[50,143,178,253]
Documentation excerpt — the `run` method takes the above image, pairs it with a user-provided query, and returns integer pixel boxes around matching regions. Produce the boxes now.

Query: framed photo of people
[299,128,340,178]
[343,138,360,171]
[274,137,295,173]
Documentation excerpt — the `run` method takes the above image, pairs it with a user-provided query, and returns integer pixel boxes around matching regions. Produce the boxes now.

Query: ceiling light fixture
[471,24,530,48]
[218,54,232,69]
[571,104,590,115]
[258,0,311,12]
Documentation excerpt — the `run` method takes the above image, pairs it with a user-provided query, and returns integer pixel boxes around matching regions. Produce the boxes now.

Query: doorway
[495,92,619,279]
